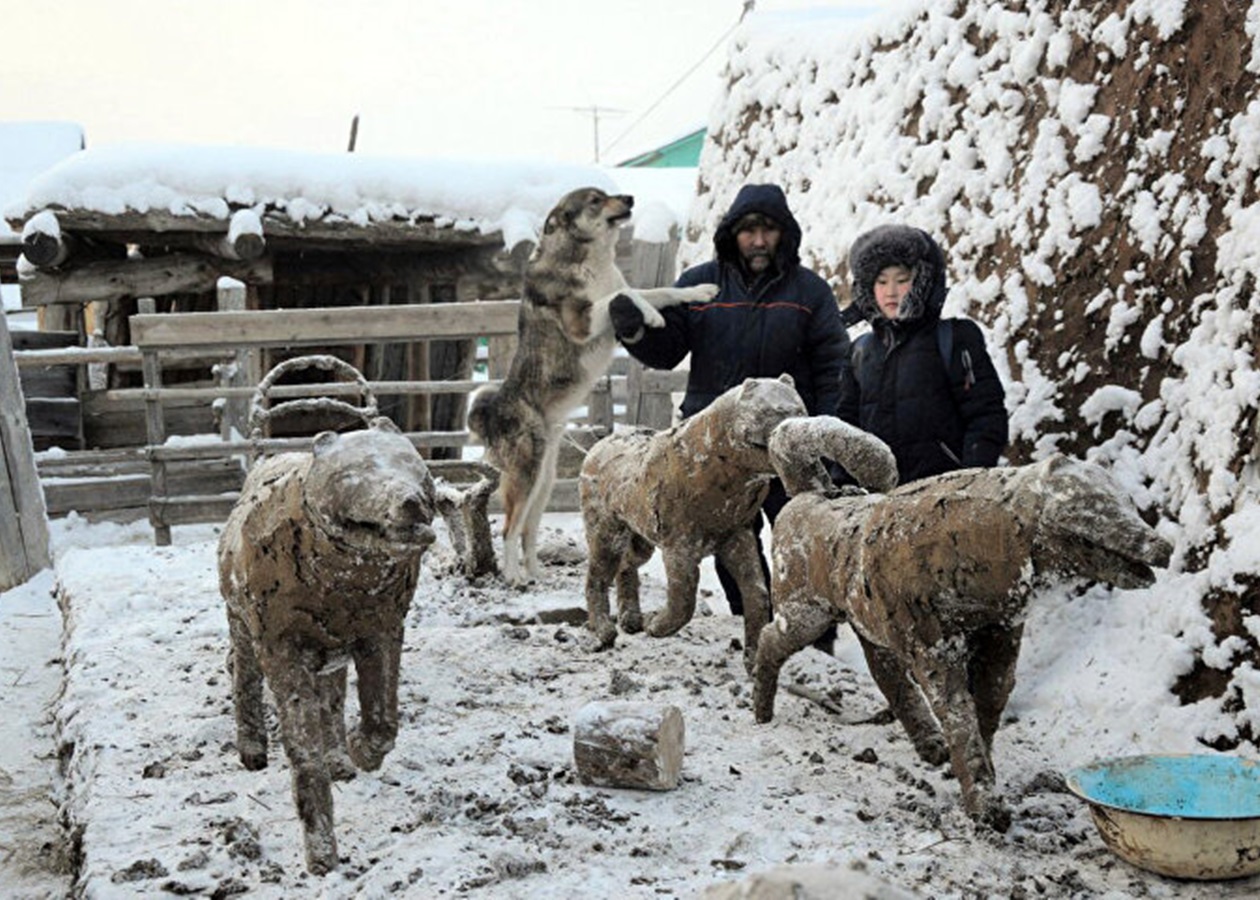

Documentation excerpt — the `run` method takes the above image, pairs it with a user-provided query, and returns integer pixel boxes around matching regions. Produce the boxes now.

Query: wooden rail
[128,300,687,548]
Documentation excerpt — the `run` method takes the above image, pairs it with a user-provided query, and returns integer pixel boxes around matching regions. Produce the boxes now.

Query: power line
[599,6,749,161]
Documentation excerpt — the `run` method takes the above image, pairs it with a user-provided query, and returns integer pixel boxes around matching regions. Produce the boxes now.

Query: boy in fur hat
[839,225,1007,483]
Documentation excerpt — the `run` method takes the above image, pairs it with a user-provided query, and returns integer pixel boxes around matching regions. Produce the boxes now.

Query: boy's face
[874,265,914,318]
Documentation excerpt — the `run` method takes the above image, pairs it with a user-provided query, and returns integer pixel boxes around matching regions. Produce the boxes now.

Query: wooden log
[192,209,266,261]
[18,252,273,306]
[572,701,685,791]
[19,210,73,268]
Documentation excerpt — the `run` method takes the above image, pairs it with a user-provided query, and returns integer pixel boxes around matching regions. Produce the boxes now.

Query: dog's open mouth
[607,210,632,226]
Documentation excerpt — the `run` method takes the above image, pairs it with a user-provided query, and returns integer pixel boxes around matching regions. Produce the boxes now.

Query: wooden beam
[128,299,520,349]
[0,313,52,588]
[12,206,504,251]
[18,253,274,307]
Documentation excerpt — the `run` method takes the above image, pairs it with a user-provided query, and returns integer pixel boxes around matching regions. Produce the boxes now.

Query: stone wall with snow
[686,1,1260,744]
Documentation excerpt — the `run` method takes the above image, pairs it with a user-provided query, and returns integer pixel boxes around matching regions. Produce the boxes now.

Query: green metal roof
[616,128,705,168]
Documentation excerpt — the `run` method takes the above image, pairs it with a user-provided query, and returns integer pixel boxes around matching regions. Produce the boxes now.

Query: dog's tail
[769,416,899,496]
[466,384,499,445]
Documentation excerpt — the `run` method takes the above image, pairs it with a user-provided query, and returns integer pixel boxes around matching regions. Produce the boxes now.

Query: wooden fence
[14,300,687,544]
[0,313,51,588]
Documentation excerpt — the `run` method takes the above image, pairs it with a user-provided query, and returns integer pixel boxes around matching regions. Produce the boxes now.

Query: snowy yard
[0,511,1251,898]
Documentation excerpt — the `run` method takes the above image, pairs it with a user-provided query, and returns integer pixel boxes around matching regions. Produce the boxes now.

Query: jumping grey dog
[468,187,716,584]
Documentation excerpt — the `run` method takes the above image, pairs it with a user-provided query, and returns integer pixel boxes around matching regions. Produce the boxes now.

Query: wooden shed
[5,144,687,528]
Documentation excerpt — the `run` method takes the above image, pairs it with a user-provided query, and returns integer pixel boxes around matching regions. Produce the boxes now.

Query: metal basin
[1066,754,1260,880]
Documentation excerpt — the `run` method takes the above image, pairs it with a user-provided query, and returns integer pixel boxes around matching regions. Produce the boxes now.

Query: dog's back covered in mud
[468,186,716,583]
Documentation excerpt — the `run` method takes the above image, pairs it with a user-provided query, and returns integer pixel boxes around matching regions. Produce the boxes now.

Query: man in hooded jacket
[609,183,849,618]
[839,224,1007,483]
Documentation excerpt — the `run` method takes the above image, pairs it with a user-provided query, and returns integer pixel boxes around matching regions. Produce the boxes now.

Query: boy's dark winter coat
[839,225,1008,483]
[623,184,848,419]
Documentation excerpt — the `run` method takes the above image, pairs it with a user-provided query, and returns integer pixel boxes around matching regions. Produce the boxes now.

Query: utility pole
[562,105,625,163]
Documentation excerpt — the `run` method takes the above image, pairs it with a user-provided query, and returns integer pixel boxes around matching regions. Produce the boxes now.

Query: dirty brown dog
[468,186,717,585]
[753,453,1172,832]
[578,377,898,671]
[218,419,437,874]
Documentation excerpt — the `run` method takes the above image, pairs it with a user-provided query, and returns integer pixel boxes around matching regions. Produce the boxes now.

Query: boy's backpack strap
[851,331,875,391]
[938,318,975,391]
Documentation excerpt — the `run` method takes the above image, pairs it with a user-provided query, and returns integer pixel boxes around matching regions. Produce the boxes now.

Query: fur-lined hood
[713,183,803,271]
[848,225,947,327]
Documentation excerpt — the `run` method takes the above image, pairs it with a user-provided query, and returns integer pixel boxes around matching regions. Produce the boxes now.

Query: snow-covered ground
[1,509,1256,899]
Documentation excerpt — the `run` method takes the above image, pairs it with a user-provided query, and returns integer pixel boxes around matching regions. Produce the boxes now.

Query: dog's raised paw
[689,283,720,301]
[642,306,666,329]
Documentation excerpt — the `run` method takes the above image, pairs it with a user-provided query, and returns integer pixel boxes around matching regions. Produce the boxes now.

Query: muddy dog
[468,186,717,585]
[578,377,899,672]
[218,419,437,874]
[753,453,1172,832]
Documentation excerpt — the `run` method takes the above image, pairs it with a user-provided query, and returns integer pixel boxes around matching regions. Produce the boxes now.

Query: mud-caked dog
[218,418,437,874]
[468,186,717,584]
[753,452,1172,833]
[579,376,898,672]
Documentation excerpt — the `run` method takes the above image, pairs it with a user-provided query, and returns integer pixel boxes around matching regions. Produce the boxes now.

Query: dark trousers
[716,478,837,652]
[715,479,786,616]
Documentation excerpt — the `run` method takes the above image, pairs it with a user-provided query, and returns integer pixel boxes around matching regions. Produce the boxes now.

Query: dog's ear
[542,211,562,236]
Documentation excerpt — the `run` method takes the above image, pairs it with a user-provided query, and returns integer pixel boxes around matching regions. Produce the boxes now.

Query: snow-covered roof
[6,143,624,251]
[5,142,693,251]
[0,121,83,242]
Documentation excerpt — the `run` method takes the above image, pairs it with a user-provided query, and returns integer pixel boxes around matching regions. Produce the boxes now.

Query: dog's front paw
[688,283,719,301]
[641,305,666,329]
[583,618,618,652]
[326,748,357,781]
[645,610,686,638]
[347,728,392,771]
[619,609,644,634]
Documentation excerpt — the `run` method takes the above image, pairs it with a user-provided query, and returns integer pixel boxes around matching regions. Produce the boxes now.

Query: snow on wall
[687,0,1260,740]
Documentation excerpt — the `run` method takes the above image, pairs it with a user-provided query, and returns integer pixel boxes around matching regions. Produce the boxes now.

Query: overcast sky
[2,0,881,165]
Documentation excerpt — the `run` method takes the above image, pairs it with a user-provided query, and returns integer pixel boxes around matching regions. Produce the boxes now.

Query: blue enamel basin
[1066,754,1260,880]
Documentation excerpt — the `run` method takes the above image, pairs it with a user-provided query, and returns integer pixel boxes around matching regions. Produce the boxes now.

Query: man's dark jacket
[838,225,1008,483]
[622,184,848,419]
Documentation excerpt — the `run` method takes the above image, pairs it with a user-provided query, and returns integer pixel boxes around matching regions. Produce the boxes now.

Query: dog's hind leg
[265,647,339,874]
[855,633,948,766]
[582,518,623,650]
[645,546,703,638]
[499,428,547,584]
[752,600,834,722]
[969,623,1024,752]
[227,606,268,771]
[516,427,562,580]
[615,533,654,634]
[912,649,1011,832]
[716,529,771,674]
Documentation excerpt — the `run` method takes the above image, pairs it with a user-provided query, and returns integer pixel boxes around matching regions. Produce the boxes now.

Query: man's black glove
[609,293,646,344]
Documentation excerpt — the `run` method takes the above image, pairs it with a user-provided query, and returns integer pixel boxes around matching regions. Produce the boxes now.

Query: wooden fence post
[0,313,52,590]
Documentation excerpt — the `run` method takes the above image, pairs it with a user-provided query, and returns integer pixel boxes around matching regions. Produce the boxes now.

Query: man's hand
[610,294,646,344]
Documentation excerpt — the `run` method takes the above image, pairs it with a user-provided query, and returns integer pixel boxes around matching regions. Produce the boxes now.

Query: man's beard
[743,252,773,273]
